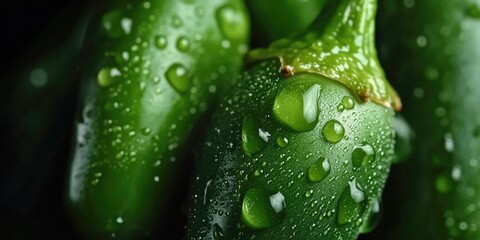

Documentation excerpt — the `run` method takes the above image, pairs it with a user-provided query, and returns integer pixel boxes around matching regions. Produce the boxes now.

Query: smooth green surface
[376,0,480,239]
[65,0,249,238]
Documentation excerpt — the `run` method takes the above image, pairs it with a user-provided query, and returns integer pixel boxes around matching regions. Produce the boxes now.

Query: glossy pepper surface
[186,0,400,239]
[65,0,249,238]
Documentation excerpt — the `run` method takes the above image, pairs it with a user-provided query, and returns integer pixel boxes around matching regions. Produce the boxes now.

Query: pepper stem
[248,0,401,111]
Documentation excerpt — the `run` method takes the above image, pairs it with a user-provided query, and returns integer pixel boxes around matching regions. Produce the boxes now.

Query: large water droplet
[216,5,248,41]
[155,35,168,49]
[242,114,267,156]
[242,188,286,229]
[176,36,190,52]
[98,67,121,87]
[308,157,330,182]
[341,96,355,110]
[337,179,367,225]
[322,120,345,143]
[352,143,375,167]
[276,137,288,148]
[273,83,321,132]
[165,63,190,93]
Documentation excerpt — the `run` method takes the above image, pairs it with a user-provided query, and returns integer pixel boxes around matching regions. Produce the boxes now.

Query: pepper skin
[65,0,249,238]
[186,0,400,239]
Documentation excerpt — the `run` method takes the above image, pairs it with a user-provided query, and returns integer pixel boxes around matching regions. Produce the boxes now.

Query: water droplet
[322,120,345,143]
[30,68,48,87]
[165,63,190,93]
[116,217,124,224]
[213,223,224,240]
[242,114,267,156]
[436,175,453,193]
[176,36,190,52]
[451,165,462,181]
[337,104,345,112]
[403,0,415,8]
[303,84,322,123]
[102,10,123,38]
[171,14,183,28]
[273,83,321,132]
[359,199,382,234]
[242,188,286,229]
[141,127,151,136]
[98,67,121,87]
[413,88,424,98]
[155,35,168,49]
[466,4,480,19]
[270,192,286,213]
[337,179,366,225]
[305,189,313,198]
[308,158,330,182]
[276,137,289,148]
[425,67,439,81]
[352,143,375,167]
[416,35,427,47]
[122,51,129,61]
[121,17,132,35]
[444,133,455,152]
[341,96,355,110]
[215,5,248,41]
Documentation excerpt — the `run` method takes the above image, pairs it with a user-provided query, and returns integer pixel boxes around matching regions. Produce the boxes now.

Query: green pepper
[246,0,326,47]
[185,0,400,238]
[0,5,91,239]
[373,0,480,239]
[64,0,249,238]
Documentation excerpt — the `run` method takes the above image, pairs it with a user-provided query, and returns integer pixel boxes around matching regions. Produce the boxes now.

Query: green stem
[248,0,401,111]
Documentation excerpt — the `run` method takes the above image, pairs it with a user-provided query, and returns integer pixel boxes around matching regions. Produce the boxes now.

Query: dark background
[0,1,89,239]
